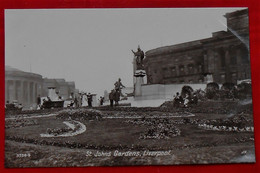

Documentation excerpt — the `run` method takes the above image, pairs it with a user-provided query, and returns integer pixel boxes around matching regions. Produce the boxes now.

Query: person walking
[87,93,93,107]
[109,90,115,107]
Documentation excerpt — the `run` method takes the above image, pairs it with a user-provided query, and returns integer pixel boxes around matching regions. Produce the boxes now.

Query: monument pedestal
[205,74,213,83]
[134,70,146,97]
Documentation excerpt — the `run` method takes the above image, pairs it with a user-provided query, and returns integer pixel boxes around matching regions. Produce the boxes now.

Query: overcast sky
[5,8,245,97]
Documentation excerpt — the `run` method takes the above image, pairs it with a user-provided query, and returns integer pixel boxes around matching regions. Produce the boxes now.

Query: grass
[5,107,255,167]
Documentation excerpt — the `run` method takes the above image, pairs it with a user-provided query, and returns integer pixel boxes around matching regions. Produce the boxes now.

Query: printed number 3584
[16,153,31,158]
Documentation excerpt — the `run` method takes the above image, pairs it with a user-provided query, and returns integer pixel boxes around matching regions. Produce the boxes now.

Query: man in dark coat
[87,93,93,107]
[37,95,41,106]
[109,90,115,107]
[99,96,104,106]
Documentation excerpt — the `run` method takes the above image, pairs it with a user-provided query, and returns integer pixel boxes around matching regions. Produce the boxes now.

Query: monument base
[134,70,146,97]
[134,70,146,77]
[205,74,213,83]
[135,77,144,96]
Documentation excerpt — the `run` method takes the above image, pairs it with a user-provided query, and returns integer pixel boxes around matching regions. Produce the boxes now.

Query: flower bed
[197,114,254,132]
[56,108,102,121]
[5,108,63,117]
[40,120,86,137]
[160,100,253,114]
[125,118,181,139]
[5,119,38,129]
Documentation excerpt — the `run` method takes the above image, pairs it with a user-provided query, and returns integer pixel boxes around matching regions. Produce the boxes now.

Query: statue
[112,78,125,104]
[114,78,125,92]
[132,46,146,97]
[132,46,145,70]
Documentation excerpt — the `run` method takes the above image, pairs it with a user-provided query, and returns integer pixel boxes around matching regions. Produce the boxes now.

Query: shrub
[181,85,193,97]
[205,82,219,99]
[237,82,252,99]
[220,82,236,99]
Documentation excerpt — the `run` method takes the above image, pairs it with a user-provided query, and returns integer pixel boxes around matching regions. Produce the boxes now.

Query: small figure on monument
[132,45,145,70]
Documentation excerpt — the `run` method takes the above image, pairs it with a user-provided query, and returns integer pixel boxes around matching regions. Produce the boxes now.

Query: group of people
[14,77,126,110]
[173,92,198,108]
[5,100,23,111]
[77,92,93,107]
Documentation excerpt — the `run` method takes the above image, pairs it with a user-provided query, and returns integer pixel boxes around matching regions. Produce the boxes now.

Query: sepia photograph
[4,8,255,167]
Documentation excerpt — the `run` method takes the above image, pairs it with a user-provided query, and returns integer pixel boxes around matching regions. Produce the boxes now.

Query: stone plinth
[205,74,213,83]
[134,70,146,97]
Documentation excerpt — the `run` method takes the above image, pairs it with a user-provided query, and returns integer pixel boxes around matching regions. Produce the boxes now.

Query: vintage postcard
[4,8,255,167]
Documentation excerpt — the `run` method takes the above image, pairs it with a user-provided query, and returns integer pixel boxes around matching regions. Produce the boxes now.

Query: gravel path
[40,120,86,137]
[5,113,57,120]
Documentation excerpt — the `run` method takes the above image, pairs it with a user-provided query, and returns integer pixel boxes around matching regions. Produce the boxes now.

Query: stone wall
[135,83,207,100]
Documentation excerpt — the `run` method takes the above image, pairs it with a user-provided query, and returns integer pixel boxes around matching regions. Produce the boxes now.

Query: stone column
[7,80,10,102]
[225,48,231,66]
[27,82,31,106]
[16,80,22,103]
[30,82,34,105]
[8,80,15,102]
[5,80,8,103]
[208,49,215,73]
[20,80,24,104]
[35,83,38,98]
[176,65,179,76]
[236,48,242,65]
[203,51,208,74]
[184,65,187,75]
[13,80,17,100]
[32,82,36,103]
[23,81,27,105]
[225,49,231,82]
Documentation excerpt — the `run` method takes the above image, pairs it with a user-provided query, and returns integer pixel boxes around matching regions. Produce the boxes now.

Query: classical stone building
[5,66,78,108]
[144,9,250,85]
[5,66,43,108]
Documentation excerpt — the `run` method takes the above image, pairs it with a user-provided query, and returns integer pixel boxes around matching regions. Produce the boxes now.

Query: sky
[5,8,245,97]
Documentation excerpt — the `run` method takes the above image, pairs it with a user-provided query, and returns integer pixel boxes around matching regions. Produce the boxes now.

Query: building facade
[42,78,76,100]
[5,66,43,108]
[144,9,250,85]
[5,66,78,108]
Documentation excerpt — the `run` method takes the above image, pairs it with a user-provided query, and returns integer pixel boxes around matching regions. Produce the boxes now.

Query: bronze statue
[132,46,145,70]
[114,78,125,92]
